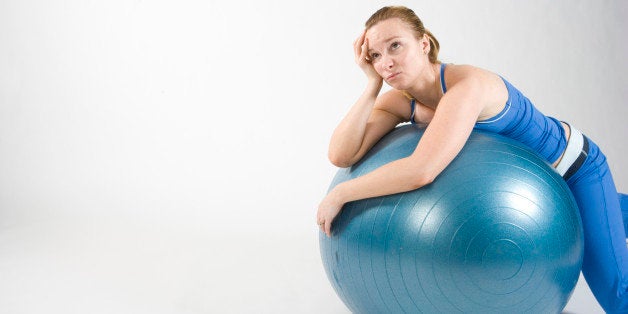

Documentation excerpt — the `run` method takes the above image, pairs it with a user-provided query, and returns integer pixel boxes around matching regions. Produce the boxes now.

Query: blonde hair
[365,6,440,64]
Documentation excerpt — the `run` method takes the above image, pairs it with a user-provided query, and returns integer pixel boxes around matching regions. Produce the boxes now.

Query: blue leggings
[566,137,628,313]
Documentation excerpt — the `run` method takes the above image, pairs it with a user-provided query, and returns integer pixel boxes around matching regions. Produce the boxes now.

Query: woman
[316,6,628,313]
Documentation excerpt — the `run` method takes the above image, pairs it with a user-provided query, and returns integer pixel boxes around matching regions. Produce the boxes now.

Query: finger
[316,215,324,232]
[324,220,332,237]
[355,30,365,46]
[354,31,367,58]
[353,32,362,48]
[362,39,370,62]
[353,32,362,47]
[354,36,363,58]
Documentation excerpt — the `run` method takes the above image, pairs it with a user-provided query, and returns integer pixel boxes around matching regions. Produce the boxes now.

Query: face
[366,18,429,89]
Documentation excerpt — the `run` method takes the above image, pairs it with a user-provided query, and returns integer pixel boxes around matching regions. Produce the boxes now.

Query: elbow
[328,151,355,168]
[409,172,437,190]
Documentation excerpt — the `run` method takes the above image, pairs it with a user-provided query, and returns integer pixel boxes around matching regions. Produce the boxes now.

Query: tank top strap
[440,63,447,94]
[409,99,417,124]
[410,63,446,124]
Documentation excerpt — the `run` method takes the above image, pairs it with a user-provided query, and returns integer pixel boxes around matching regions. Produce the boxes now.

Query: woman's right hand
[353,30,382,84]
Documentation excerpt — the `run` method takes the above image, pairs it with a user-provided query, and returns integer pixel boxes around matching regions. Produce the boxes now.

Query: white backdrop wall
[0,0,626,313]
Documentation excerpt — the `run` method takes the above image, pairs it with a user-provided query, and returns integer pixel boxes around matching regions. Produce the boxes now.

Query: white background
[0,0,626,313]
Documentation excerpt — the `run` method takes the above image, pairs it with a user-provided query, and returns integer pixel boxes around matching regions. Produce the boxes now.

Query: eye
[391,42,401,50]
[370,52,380,60]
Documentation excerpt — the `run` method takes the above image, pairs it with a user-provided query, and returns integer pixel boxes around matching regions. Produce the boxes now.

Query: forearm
[331,156,432,204]
[328,80,383,163]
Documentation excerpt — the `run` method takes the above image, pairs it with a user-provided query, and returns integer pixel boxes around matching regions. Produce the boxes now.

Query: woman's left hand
[317,188,345,237]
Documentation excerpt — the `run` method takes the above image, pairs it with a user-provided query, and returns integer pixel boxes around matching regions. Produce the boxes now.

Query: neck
[404,62,442,108]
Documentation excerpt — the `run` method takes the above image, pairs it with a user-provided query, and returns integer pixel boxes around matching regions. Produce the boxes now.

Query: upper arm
[343,90,408,166]
[407,67,495,181]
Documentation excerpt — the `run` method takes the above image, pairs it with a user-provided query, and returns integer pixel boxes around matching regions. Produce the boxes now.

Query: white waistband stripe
[555,123,584,176]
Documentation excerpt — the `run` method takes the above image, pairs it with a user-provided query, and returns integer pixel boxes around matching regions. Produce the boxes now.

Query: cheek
[402,50,418,64]
[373,62,386,75]
[403,52,423,70]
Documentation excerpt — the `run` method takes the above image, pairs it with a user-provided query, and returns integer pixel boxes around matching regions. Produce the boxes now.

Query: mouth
[386,72,400,80]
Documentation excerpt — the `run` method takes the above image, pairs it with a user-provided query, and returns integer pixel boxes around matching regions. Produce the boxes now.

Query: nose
[381,54,394,69]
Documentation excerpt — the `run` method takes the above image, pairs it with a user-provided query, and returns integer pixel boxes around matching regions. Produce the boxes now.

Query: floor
[0,213,604,313]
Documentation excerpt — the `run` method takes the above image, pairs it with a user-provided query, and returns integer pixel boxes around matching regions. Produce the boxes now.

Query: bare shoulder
[373,89,413,120]
[443,64,509,111]
[443,64,502,85]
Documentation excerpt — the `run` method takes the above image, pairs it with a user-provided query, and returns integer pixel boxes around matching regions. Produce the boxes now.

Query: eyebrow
[367,36,402,53]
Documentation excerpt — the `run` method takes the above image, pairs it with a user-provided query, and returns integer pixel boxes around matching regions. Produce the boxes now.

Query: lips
[386,72,400,80]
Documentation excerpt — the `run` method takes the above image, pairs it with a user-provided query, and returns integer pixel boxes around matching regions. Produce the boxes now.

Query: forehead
[366,18,415,43]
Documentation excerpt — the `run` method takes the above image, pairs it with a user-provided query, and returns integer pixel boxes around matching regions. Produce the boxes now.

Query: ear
[421,34,430,54]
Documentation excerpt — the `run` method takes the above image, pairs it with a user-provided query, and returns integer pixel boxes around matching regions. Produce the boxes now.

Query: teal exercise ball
[319,124,583,313]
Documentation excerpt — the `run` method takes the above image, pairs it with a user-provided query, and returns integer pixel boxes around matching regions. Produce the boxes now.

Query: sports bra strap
[440,63,447,93]
[409,63,447,124]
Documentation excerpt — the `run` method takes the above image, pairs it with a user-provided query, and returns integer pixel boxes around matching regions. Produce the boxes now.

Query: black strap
[563,136,589,181]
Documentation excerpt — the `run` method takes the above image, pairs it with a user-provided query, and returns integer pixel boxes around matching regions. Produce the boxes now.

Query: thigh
[568,156,628,312]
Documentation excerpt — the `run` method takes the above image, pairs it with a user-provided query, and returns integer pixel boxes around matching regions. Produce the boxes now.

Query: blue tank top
[410,63,567,163]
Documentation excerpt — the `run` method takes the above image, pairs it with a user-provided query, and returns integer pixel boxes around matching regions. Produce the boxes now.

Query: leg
[620,193,628,236]
[568,148,628,313]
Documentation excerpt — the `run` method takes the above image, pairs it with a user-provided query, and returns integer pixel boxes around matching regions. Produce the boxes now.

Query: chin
[386,80,408,90]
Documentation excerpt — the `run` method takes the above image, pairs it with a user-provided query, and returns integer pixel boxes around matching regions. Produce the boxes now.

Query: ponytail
[424,29,440,63]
